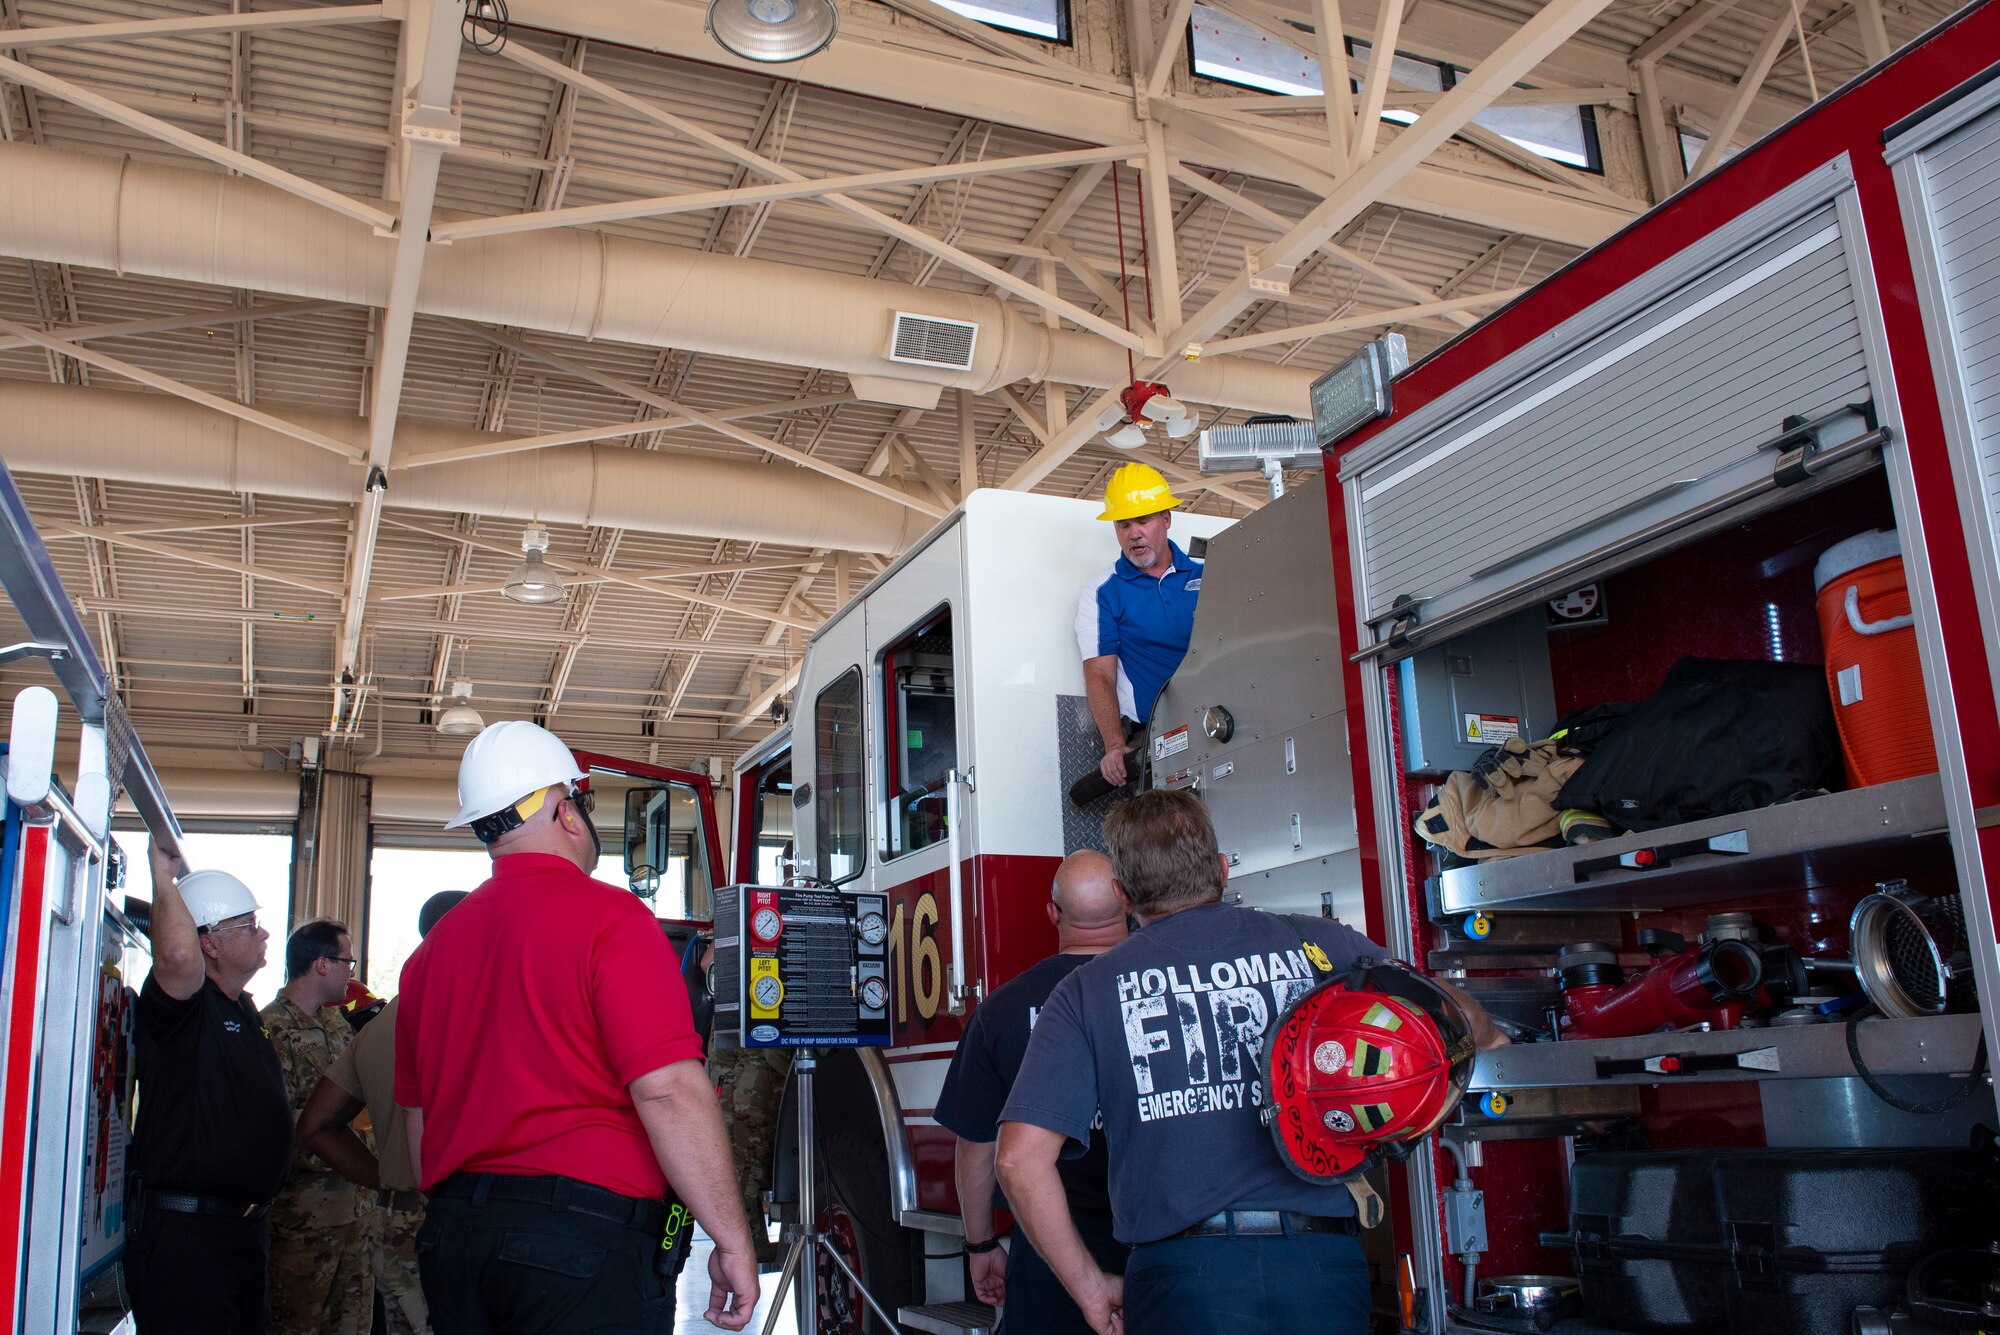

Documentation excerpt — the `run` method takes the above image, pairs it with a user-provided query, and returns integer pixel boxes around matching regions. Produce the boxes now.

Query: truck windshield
[882,607,956,859]
[815,666,868,884]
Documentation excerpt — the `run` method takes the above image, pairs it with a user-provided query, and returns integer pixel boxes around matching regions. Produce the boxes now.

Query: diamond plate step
[897,1300,998,1335]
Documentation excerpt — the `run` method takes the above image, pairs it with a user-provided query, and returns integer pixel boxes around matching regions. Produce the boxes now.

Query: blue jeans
[1003,1213,1129,1335]
[1122,1232,1369,1335]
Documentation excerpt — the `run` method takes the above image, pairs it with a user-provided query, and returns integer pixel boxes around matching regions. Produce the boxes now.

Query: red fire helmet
[1260,961,1478,1183]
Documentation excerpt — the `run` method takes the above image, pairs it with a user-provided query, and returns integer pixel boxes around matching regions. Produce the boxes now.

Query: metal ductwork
[0,382,936,554]
[0,142,1315,416]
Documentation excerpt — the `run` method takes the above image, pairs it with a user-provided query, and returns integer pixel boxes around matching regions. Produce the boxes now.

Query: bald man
[934,852,1131,1332]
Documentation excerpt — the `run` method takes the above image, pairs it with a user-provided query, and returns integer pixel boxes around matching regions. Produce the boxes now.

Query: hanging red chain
[1110,162,1137,386]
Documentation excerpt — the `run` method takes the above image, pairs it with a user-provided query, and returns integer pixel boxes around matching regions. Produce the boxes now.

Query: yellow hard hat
[1098,462,1183,522]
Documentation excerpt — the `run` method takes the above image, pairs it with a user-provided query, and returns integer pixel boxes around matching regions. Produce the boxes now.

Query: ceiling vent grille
[889,312,979,371]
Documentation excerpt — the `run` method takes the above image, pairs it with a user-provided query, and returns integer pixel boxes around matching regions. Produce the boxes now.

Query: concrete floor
[676,1231,801,1335]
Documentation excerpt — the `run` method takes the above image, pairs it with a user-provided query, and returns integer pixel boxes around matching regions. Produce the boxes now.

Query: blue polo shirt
[1073,541,1202,724]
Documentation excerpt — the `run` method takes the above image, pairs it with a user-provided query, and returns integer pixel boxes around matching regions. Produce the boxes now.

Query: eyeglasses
[327,956,357,967]
[567,788,596,817]
[206,915,262,936]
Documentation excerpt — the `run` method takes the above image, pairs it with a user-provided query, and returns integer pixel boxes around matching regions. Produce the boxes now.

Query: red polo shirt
[394,852,703,1197]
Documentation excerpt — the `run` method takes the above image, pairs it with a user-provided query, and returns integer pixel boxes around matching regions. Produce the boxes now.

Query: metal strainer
[1850,881,1973,1018]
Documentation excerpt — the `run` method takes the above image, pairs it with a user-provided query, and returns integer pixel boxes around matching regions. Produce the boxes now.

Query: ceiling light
[502,526,566,605]
[436,680,485,737]
[706,0,837,62]
[1104,422,1149,450]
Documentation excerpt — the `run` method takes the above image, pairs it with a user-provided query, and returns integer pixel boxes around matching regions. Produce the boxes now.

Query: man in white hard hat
[394,721,760,1333]
[125,838,294,1335]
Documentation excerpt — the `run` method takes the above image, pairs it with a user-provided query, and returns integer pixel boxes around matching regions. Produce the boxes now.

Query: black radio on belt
[657,1194,693,1279]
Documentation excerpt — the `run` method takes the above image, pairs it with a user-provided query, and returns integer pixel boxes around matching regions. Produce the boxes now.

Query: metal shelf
[1468,1012,1985,1091]
[1437,776,1951,915]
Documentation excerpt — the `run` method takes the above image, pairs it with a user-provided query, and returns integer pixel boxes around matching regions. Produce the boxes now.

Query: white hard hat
[179,869,260,930]
[447,720,588,833]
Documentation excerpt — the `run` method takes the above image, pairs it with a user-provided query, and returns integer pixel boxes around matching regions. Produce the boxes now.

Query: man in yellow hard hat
[1074,463,1203,788]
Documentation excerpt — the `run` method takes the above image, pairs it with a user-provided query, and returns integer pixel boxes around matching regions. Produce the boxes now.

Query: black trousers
[125,1200,272,1335]
[1122,1231,1368,1335]
[1002,1212,1128,1335]
[416,1190,676,1335]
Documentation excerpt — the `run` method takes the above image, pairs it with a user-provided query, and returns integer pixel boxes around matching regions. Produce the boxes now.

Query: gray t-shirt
[1001,900,1380,1245]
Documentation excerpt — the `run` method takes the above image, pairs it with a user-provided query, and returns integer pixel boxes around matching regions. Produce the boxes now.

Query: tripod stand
[760,1051,904,1335]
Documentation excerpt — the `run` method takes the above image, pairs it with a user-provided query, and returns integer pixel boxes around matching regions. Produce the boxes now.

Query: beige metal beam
[396,394,857,467]
[1252,0,1619,279]
[431,143,1144,243]
[1351,0,1406,163]
[333,0,465,730]
[0,299,343,353]
[0,55,395,230]
[1168,164,1478,327]
[498,41,1151,353]
[0,315,362,459]
[449,321,949,519]
[1312,0,1357,170]
[1198,287,1526,354]
[0,5,387,50]
[1689,2,1794,179]
[1852,0,1893,65]
[1145,0,1204,105]
[40,522,342,597]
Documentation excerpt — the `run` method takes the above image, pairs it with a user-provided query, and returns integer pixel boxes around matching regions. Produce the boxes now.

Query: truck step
[896,1300,998,1335]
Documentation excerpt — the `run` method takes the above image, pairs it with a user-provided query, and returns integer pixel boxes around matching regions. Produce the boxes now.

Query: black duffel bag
[1555,657,1843,831]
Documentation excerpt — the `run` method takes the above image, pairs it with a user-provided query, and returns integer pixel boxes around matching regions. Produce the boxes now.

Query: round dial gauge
[752,907,783,941]
[856,911,889,947]
[751,975,784,1009]
[860,977,889,1010]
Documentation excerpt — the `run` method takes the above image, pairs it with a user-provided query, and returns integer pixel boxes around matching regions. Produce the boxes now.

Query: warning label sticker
[1463,713,1520,745]
[1155,725,1191,760]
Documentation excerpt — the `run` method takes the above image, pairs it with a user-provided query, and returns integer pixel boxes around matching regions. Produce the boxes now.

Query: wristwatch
[964,1237,1004,1255]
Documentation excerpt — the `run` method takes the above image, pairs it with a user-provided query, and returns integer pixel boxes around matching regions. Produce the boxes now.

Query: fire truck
[734,9,2000,1334]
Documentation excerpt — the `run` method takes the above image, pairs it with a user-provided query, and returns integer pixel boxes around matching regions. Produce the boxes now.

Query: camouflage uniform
[709,1045,793,1263]
[374,1198,428,1335]
[261,993,375,1335]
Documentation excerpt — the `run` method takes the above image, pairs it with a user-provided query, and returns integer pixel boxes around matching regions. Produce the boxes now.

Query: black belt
[149,1190,271,1221]
[433,1173,664,1235]
[377,1188,425,1213]
[1169,1210,1357,1240]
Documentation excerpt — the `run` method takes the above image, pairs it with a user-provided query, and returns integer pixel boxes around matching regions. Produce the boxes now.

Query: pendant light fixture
[502,526,566,605]
[435,644,486,737]
[706,0,837,63]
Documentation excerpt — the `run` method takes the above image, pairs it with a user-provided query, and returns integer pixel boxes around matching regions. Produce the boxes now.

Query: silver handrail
[944,768,977,1015]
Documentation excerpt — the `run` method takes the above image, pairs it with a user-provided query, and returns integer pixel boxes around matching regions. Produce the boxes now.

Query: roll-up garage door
[1891,87,2000,718]
[1347,189,1874,636]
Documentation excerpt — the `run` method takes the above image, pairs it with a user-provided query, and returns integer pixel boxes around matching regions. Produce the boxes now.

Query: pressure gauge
[751,906,783,943]
[751,974,784,1010]
[857,911,889,947]
[860,977,889,1011]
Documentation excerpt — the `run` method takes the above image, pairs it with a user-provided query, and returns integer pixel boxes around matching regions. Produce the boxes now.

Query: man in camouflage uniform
[299,892,467,1335]
[708,1045,793,1266]
[262,919,374,1335]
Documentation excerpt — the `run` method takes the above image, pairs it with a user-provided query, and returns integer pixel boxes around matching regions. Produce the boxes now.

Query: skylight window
[934,0,1067,41]
[1190,4,1318,94]
[1190,8,1600,172]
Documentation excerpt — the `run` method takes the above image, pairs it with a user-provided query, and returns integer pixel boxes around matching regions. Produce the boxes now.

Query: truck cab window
[815,667,868,884]
[881,609,957,859]
[748,752,794,883]
[604,770,715,920]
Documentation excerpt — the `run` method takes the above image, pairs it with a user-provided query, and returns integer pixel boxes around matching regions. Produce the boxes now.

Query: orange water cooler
[1812,529,1938,787]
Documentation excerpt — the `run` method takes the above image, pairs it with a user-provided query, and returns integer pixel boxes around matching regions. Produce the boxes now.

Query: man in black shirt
[125,838,295,1335]
[935,850,1130,1333]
